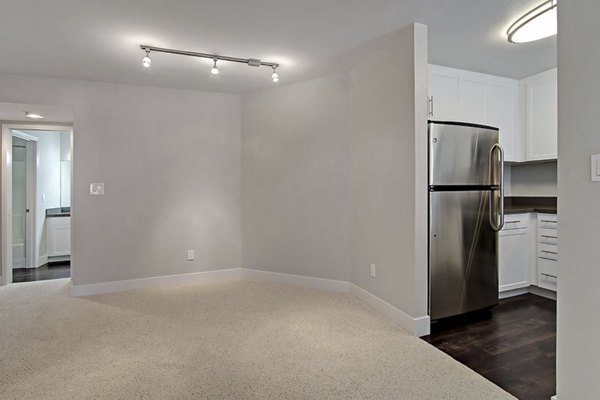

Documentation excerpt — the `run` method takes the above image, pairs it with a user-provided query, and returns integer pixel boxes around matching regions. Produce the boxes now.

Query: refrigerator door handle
[489,144,505,232]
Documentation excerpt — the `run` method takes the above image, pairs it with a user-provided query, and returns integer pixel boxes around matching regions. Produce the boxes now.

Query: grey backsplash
[505,161,558,197]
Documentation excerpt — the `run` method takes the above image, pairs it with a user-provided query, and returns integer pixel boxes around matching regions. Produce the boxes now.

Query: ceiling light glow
[142,50,152,68]
[271,66,279,83]
[211,58,219,75]
[507,0,557,44]
[25,112,44,119]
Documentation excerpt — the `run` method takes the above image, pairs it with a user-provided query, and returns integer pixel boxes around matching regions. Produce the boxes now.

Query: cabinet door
[499,224,529,292]
[487,84,518,162]
[47,217,71,256]
[459,78,487,125]
[526,69,558,160]
[429,67,459,121]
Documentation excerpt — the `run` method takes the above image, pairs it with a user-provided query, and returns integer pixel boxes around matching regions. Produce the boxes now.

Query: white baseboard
[240,268,351,293]
[349,283,430,337]
[241,268,429,337]
[499,287,530,299]
[71,268,243,297]
[551,395,557,400]
[37,255,48,268]
[70,267,430,337]
[529,285,557,300]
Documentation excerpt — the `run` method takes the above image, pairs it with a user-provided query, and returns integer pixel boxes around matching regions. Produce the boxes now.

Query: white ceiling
[0,0,556,94]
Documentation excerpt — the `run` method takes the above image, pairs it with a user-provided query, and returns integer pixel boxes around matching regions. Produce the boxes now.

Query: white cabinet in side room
[523,69,558,161]
[428,66,459,121]
[47,216,71,257]
[499,214,530,293]
[537,213,558,291]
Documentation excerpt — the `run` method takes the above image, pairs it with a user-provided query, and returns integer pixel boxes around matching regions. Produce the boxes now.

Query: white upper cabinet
[459,78,487,125]
[522,69,558,161]
[428,67,459,121]
[428,65,520,162]
[487,83,520,162]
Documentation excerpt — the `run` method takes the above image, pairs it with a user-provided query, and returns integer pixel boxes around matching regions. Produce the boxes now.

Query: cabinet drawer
[538,243,558,260]
[538,272,558,291]
[537,215,558,230]
[538,228,558,244]
[502,215,529,231]
[538,256,558,276]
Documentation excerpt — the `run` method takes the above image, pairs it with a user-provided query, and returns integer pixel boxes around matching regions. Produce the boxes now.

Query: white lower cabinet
[498,212,558,295]
[46,216,71,257]
[499,214,530,292]
[537,214,558,291]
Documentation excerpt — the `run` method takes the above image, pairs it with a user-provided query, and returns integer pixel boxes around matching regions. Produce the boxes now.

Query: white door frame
[10,130,38,270]
[1,124,73,285]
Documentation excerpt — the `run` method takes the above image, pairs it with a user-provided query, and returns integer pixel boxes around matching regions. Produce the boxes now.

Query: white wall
[557,1,600,398]
[509,161,557,197]
[348,24,428,319]
[0,75,242,285]
[242,74,353,281]
[242,24,429,333]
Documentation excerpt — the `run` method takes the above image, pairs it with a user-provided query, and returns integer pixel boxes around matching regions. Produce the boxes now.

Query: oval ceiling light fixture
[507,0,557,44]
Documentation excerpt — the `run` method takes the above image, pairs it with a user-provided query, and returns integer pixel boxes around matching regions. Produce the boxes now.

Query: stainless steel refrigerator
[428,121,505,320]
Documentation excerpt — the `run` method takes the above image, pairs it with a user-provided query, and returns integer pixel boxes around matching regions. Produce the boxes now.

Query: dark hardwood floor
[422,294,556,400]
[13,262,71,283]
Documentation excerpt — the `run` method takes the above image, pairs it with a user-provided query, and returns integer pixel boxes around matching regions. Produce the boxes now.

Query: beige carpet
[0,279,515,400]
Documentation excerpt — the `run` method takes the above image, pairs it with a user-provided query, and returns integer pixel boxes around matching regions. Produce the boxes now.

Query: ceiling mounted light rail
[140,45,280,82]
[507,0,557,44]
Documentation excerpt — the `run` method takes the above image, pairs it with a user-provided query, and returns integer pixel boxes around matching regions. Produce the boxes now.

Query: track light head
[211,58,219,75]
[272,66,279,83]
[142,50,152,68]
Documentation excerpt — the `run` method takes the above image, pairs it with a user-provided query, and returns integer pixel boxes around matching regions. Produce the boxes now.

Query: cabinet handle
[505,221,520,224]
[541,220,557,224]
[541,273,558,279]
[541,250,558,255]
[539,256,558,261]
[428,96,434,117]
[541,235,557,239]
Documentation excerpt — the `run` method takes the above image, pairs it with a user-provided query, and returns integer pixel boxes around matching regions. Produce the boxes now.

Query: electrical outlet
[370,264,376,278]
[187,249,195,261]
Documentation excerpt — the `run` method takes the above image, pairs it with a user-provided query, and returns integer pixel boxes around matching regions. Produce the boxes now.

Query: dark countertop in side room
[504,197,557,215]
[46,207,71,217]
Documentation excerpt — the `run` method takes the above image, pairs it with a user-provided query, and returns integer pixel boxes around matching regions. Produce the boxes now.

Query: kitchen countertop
[504,197,557,215]
[46,207,71,217]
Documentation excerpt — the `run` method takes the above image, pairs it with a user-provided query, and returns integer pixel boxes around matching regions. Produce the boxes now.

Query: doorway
[1,124,73,284]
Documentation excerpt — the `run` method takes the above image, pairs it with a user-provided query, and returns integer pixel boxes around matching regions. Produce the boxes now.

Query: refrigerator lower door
[429,190,499,320]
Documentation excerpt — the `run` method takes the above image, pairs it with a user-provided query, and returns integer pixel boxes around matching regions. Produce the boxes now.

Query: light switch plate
[592,155,600,182]
[90,183,104,195]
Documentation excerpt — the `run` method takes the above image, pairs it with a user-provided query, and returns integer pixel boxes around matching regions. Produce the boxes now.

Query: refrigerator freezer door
[429,190,499,320]
[429,122,499,186]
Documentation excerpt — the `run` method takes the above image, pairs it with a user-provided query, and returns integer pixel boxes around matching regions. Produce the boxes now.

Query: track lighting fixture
[139,45,279,82]
[142,50,152,68]
[211,58,219,75]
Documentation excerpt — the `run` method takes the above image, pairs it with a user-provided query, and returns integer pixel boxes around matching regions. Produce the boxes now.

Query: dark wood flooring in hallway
[13,262,71,283]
